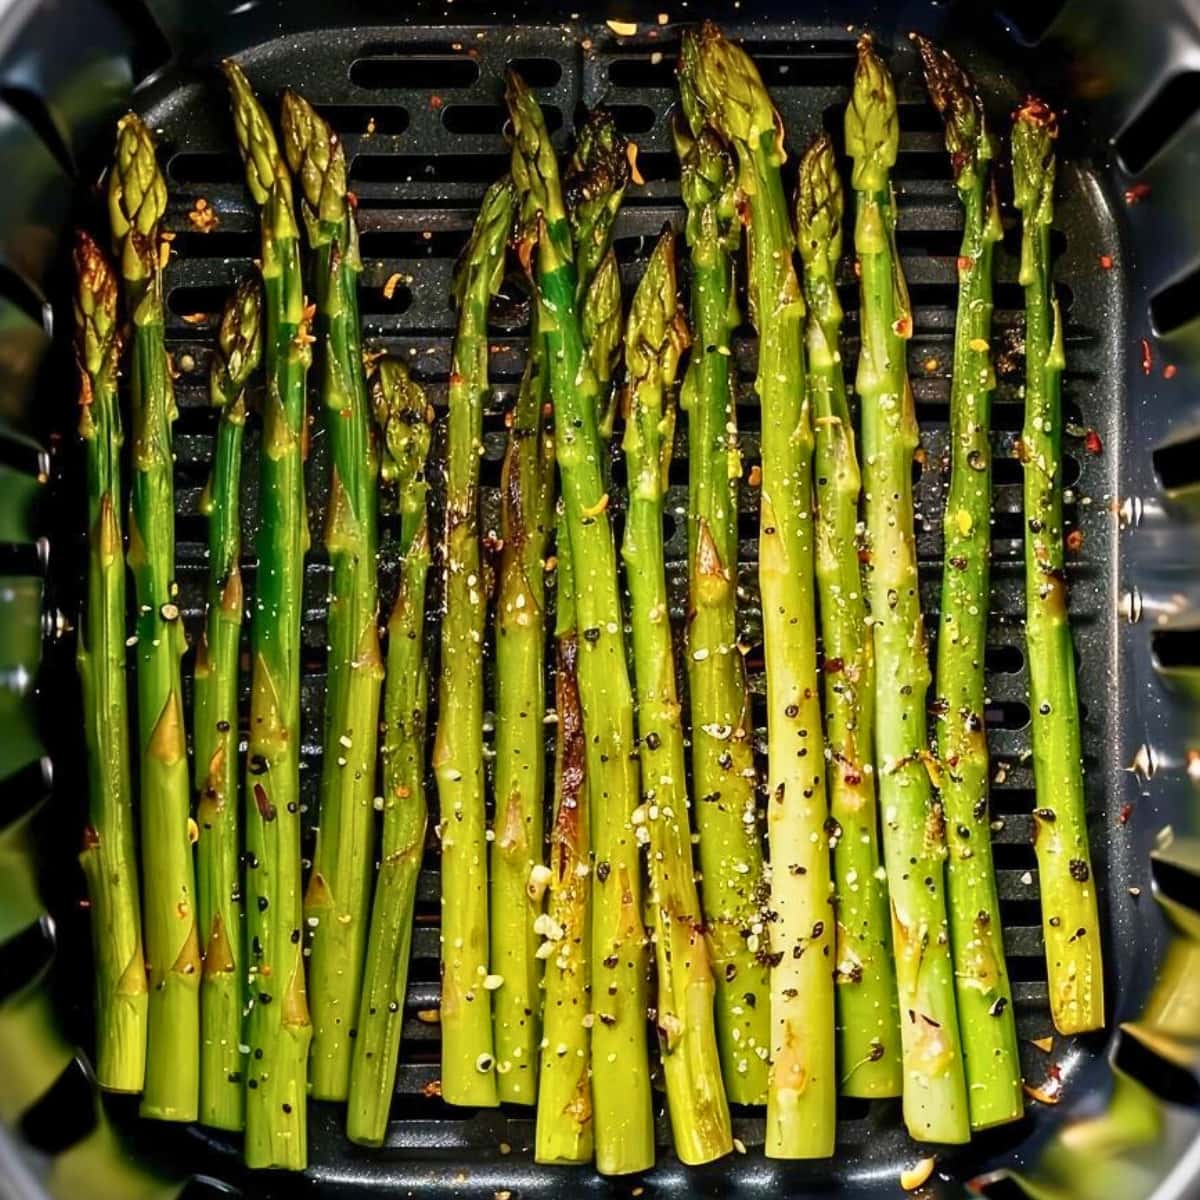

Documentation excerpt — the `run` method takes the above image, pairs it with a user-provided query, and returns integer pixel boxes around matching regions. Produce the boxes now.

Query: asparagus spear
[435,176,514,1108]
[1012,98,1104,1036]
[194,279,261,1130]
[506,70,654,1176]
[622,228,733,1164]
[223,59,314,1169]
[73,230,148,1096]
[108,112,200,1123]
[347,360,432,1146]
[683,24,834,1157]
[490,301,555,1103]
[795,134,902,1100]
[673,103,771,1104]
[915,35,1023,1128]
[534,508,593,1164]
[845,35,969,1143]
[565,112,629,443]
[279,89,382,1101]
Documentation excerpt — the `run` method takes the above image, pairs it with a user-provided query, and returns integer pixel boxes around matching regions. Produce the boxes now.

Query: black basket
[1,1,1198,1197]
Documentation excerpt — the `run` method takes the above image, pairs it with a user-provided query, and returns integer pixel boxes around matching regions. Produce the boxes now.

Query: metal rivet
[1126,743,1157,781]
[1119,587,1143,624]
[1119,496,1143,530]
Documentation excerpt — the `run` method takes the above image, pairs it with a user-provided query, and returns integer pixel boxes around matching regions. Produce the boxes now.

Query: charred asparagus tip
[212,279,263,405]
[912,35,991,187]
[1012,97,1058,215]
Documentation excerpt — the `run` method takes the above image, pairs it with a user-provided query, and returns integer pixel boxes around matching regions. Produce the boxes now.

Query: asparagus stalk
[565,112,629,444]
[795,134,902,1099]
[279,89,383,1101]
[534,510,593,1164]
[682,24,834,1157]
[845,36,969,1143]
[435,176,514,1108]
[490,302,555,1102]
[673,103,771,1104]
[507,70,654,1176]
[73,230,148,1095]
[1012,98,1104,1036]
[108,112,201,1123]
[622,228,733,1164]
[347,360,433,1146]
[223,59,314,1169]
[915,35,1023,1128]
[194,279,262,1130]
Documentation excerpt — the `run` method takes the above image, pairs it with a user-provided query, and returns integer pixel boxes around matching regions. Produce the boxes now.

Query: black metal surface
[2,0,1200,1197]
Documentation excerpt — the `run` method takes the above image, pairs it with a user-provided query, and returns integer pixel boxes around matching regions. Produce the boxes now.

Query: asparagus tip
[108,112,167,284]
[451,174,516,307]
[845,33,899,190]
[73,230,120,393]
[679,21,777,153]
[911,34,991,186]
[505,70,566,235]
[1012,96,1058,216]
[212,279,263,406]
[372,358,431,490]
[795,133,844,267]
[222,58,286,207]
[280,88,347,225]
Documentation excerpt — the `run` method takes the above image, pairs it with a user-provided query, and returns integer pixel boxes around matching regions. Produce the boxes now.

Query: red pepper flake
[1065,528,1084,553]
[957,255,973,273]
[1124,181,1151,205]
[1119,802,1133,825]
[1140,337,1153,376]
[1098,254,1113,270]
[430,94,444,110]
[1164,363,1178,380]
[1084,429,1103,455]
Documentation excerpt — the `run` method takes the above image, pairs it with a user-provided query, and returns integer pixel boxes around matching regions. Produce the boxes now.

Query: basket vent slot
[1115,71,1200,174]
[1114,1027,1200,1107]
[350,55,480,90]
[1152,430,1200,493]
[1151,626,1200,670]
[1149,265,1200,337]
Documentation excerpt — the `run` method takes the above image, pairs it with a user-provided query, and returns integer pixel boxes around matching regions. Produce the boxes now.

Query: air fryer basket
[0,0,1198,1196]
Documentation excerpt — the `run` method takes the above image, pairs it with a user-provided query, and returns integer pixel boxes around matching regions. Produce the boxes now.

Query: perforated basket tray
[1,1,1199,1197]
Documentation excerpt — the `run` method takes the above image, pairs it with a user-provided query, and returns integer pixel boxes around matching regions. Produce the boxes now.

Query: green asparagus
[915,34,1023,1128]
[683,24,835,1157]
[280,89,383,1101]
[109,112,200,1123]
[795,133,902,1100]
[194,279,261,1131]
[1013,97,1104,1036]
[507,69,654,1176]
[347,360,433,1146]
[490,300,555,1103]
[845,35,969,1143]
[73,229,148,1096]
[622,227,733,1164]
[435,176,514,1108]
[565,111,629,439]
[673,102,771,1104]
[223,59,313,1169]
[534,510,593,1164]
